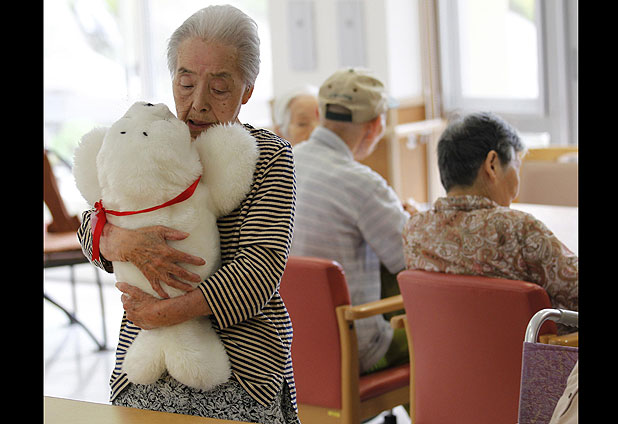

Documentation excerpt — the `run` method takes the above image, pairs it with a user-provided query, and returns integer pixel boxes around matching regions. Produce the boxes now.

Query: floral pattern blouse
[402,195,578,311]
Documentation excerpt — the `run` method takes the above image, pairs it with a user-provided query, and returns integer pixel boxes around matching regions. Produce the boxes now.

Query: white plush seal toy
[72,101,258,391]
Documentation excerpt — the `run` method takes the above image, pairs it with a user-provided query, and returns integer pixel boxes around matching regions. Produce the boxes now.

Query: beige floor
[43,263,410,423]
[44,263,122,403]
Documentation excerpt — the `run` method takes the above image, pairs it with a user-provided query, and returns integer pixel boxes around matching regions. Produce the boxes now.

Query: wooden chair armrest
[390,314,406,330]
[539,331,578,347]
[344,295,403,321]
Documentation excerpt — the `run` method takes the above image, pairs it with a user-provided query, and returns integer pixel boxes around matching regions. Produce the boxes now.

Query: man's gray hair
[167,5,260,86]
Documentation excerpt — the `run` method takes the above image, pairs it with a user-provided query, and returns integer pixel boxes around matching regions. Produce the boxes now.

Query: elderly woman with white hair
[272,85,319,145]
[76,5,299,422]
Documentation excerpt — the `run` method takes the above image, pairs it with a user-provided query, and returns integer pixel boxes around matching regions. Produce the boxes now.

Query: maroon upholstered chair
[279,256,409,423]
[396,270,556,424]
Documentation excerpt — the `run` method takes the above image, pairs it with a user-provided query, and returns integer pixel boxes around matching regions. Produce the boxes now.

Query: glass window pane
[44,0,128,215]
[456,0,539,99]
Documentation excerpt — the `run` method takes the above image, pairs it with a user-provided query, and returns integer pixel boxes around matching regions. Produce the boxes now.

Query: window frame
[437,0,577,145]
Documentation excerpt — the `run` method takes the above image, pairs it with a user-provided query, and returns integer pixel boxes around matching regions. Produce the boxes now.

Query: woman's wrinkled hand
[116,282,210,330]
[101,223,205,299]
[116,282,170,329]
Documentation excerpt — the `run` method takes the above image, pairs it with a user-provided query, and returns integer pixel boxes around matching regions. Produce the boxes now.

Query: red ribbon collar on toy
[90,176,201,261]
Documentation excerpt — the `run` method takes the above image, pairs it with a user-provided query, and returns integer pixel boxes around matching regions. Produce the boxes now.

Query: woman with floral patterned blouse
[403,112,578,313]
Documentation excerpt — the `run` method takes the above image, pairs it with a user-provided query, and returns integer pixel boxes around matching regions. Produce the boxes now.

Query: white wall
[268,0,423,101]
[384,0,423,102]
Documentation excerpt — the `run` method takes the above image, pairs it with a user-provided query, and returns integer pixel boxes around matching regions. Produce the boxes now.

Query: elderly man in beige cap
[316,67,391,159]
[290,68,412,379]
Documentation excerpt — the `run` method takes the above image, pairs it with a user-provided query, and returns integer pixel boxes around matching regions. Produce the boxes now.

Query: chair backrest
[398,270,554,424]
[44,149,80,233]
[279,256,351,410]
[523,146,578,162]
[517,160,578,206]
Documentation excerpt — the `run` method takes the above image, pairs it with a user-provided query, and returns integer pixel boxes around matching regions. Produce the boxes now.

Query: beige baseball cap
[318,68,395,123]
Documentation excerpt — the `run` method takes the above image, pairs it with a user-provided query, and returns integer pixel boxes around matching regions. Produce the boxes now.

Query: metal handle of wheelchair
[524,309,578,343]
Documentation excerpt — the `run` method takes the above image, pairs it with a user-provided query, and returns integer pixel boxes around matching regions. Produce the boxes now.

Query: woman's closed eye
[178,75,194,89]
[210,86,230,96]
[210,78,231,96]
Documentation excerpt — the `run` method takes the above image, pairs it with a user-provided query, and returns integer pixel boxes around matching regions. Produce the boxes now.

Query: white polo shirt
[290,126,409,372]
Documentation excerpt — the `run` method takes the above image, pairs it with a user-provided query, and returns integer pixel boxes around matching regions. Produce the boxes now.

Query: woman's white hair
[167,5,260,86]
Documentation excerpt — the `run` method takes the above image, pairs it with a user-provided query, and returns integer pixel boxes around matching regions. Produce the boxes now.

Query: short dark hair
[437,112,524,192]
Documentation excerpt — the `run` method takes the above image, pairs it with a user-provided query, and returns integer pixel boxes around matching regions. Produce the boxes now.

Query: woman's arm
[116,281,211,329]
[109,135,296,330]
[521,216,578,311]
[77,209,206,298]
[198,141,296,329]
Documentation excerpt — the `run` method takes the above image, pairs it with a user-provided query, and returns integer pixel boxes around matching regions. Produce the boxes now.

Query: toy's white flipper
[194,123,259,217]
[73,127,107,206]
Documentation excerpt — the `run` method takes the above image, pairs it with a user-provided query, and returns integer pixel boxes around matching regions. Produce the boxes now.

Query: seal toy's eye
[143,132,148,136]
[146,103,154,106]
[120,131,126,134]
